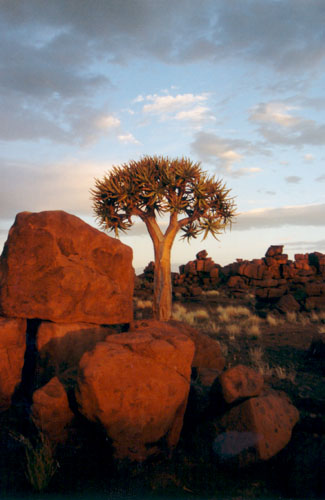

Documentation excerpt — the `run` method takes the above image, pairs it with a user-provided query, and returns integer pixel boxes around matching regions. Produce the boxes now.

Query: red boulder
[0,211,134,324]
[0,317,26,411]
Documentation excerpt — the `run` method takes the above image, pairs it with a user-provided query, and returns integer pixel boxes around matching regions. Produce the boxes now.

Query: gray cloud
[250,101,325,148]
[285,239,325,251]
[1,1,324,69]
[191,131,269,176]
[315,174,325,182]
[234,203,325,231]
[1,1,324,145]
[285,176,301,184]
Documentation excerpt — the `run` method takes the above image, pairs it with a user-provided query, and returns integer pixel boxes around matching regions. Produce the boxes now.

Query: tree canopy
[91,155,236,241]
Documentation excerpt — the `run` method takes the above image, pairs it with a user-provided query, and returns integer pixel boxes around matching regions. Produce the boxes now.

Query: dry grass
[172,304,209,326]
[225,323,241,339]
[135,299,153,309]
[285,311,297,323]
[245,323,261,338]
[207,320,220,335]
[249,346,264,365]
[266,314,281,326]
[202,289,220,297]
[274,365,296,383]
[11,431,58,492]
[216,305,252,323]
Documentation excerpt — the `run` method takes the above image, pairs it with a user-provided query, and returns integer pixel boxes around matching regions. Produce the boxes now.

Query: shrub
[11,431,58,492]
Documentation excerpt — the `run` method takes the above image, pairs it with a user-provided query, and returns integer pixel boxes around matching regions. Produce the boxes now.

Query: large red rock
[218,365,264,404]
[36,321,114,381]
[217,394,299,462]
[32,377,74,443]
[0,211,134,324]
[76,327,195,461]
[0,317,26,411]
[131,320,226,378]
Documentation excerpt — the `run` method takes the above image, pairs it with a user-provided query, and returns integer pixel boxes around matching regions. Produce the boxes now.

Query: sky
[1,0,325,273]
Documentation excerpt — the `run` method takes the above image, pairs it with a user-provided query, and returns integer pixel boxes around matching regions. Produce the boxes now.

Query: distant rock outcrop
[137,245,325,310]
[0,210,134,324]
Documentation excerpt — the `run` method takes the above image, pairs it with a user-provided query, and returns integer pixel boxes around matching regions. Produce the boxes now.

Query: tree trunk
[153,240,172,321]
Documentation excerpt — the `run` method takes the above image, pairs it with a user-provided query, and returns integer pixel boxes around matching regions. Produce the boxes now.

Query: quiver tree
[91,156,236,321]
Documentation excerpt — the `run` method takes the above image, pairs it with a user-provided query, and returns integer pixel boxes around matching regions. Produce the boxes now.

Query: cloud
[250,102,300,128]
[315,174,325,182]
[234,203,325,231]
[285,176,301,184]
[1,0,325,73]
[143,93,207,114]
[304,153,314,162]
[250,100,325,148]
[191,131,267,176]
[285,239,325,252]
[0,157,111,219]
[174,106,216,124]
[118,133,140,144]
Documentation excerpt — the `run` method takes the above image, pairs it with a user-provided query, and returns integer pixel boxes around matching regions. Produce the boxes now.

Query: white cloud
[96,115,120,130]
[117,133,140,144]
[174,105,215,123]
[250,102,300,128]
[133,95,145,103]
[143,93,207,114]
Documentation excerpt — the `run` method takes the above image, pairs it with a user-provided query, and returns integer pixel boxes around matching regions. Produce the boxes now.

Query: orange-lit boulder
[36,321,115,382]
[76,328,195,461]
[32,377,74,443]
[0,317,26,411]
[131,320,226,376]
[218,365,264,404]
[0,211,134,324]
[217,394,299,463]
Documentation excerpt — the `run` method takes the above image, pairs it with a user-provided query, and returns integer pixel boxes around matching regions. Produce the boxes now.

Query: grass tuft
[11,431,58,492]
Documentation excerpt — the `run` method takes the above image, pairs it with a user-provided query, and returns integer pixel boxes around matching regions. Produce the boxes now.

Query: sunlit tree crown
[91,155,236,239]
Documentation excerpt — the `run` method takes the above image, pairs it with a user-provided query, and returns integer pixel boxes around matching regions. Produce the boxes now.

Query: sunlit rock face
[0,210,134,325]
[76,326,195,461]
[0,317,26,411]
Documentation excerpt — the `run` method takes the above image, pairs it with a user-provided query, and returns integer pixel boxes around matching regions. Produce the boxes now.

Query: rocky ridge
[138,245,325,311]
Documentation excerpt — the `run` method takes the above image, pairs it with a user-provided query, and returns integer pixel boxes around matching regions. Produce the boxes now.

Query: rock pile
[188,363,299,466]
[140,249,220,297]
[0,210,195,462]
[138,245,325,310]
